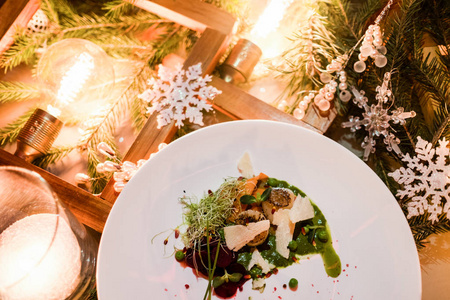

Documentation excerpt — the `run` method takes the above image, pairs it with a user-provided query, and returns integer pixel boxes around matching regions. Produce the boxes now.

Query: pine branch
[409,214,450,249]
[0,81,41,104]
[373,151,401,196]
[41,0,62,26]
[33,145,76,169]
[60,10,166,36]
[407,56,450,145]
[0,109,35,146]
[387,0,425,71]
[125,64,152,133]
[130,97,148,133]
[0,31,49,72]
[103,0,138,18]
[334,0,359,39]
[76,62,140,191]
[1,0,177,70]
[42,0,77,25]
[86,146,111,194]
[278,12,345,109]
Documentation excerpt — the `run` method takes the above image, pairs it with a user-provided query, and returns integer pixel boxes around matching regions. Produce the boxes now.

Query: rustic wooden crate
[0,0,333,233]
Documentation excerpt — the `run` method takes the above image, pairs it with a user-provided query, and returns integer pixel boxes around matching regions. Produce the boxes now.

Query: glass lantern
[0,166,97,300]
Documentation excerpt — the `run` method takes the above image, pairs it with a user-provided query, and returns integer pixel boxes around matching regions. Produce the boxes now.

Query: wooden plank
[129,0,236,35]
[183,28,230,74]
[302,105,337,134]
[0,149,112,233]
[0,0,39,54]
[210,76,322,133]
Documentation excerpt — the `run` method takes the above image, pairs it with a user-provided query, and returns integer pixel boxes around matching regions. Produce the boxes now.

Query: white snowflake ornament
[138,63,221,129]
[389,137,450,223]
[342,72,416,160]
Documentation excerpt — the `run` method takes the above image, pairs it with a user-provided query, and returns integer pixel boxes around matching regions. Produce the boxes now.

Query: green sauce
[237,177,341,278]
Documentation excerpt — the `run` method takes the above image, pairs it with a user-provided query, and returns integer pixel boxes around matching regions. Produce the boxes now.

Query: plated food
[97,120,421,300]
[173,153,341,298]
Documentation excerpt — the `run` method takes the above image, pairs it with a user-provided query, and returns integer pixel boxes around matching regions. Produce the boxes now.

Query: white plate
[97,120,421,300]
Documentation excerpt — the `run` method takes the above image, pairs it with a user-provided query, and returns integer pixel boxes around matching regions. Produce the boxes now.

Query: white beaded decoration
[354,0,393,73]
[293,108,305,120]
[354,24,388,73]
[319,72,332,83]
[339,90,352,103]
[318,54,352,108]
[27,9,49,33]
[277,100,288,111]
[293,93,314,120]
[354,60,367,73]
[317,99,330,112]
[77,141,169,193]
[374,55,388,68]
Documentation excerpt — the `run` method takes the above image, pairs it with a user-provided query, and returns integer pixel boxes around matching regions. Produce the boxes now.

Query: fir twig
[33,145,77,169]
[103,0,137,18]
[0,109,35,146]
[86,146,110,194]
[0,81,41,104]
[127,64,152,133]
[0,31,49,72]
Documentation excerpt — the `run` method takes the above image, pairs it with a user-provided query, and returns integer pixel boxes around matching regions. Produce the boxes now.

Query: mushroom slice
[235,210,269,247]
[261,188,296,223]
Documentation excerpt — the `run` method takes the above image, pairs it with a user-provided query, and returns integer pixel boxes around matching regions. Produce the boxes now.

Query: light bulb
[37,38,115,119]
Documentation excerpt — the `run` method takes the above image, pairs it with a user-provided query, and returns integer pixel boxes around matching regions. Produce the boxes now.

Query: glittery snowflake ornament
[389,137,450,223]
[138,63,221,129]
[342,72,416,160]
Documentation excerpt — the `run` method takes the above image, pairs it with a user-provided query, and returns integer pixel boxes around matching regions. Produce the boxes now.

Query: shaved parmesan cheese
[289,195,315,223]
[272,209,295,258]
[224,220,270,251]
[247,249,274,274]
[252,278,266,292]
[237,152,254,178]
[272,208,288,226]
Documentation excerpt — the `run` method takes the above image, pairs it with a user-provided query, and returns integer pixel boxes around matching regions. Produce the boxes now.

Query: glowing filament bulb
[46,104,61,118]
[56,52,94,106]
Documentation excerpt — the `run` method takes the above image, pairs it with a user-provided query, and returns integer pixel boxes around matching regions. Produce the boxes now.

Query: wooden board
[128,0,236,35]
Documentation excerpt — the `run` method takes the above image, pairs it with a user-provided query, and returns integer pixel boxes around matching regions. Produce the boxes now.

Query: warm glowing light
[249,0,294,58]
[46,104,61,118]
[0,214,81,299]
[251,0,294,39]
[56,52,94,106]
[37,38,115,120]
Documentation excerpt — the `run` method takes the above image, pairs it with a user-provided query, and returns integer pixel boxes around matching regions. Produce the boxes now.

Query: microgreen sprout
[180,178,244,247]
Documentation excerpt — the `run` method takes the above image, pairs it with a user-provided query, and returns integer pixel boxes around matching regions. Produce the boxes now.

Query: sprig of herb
[239,187,272,205]
[212,270,243,288]
[203,224,221,300]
